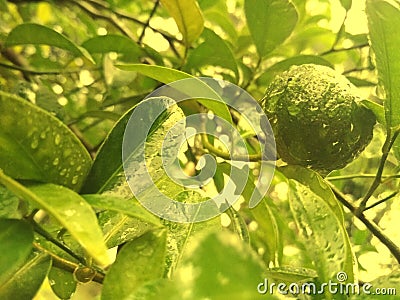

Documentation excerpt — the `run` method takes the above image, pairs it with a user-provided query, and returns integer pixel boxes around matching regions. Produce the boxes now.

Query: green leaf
[159,0,204,46]
[256,55,333,87]
[116,64,233,123]
[5,23,94,63]
[0,186,23,219]
[82,34,143,62]
[81,106,134,195]
[48,267,77,300]
[0,219,33,287]
[265,266,318,283]
[99,211,155,248]
[82,194,162,226]
[101,229,167,300]
[0,91,92,191]
[361,99,385,126]
[185,28,239,82]
[82,34,141,55]
[0,251,51,300]
[366,0,400,129]
[346,76,376,87]
[280,166,356,286]
[0,173,110,267]
[168,230,275,299]
[340,0,352,10]
[117,63,194,83]
[245,0,298,57]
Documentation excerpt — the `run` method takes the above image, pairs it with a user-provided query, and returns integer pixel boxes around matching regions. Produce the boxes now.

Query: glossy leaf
[245,0,298,57]
[185,28,239,82]
[116,64,233,123]
[361,99,385,126]
[48,267,77,300]
[340,0,352,10]
[0,252,51,299]
[0,186,23,219]
[218,161,282,264]
[5,23,94,63]
[99,211,155,248]
[366,0,400,129]
[81,106,134,195]
[101,229,167,300]
[159,0,204,46]
[0,91,91,191]
[83,194,162,226]
[0,173,110,267]
[170,231,274,299]
[281,166,356,285]
[256,55,333,87]
[0,219,33,287]
[82,34,142,56]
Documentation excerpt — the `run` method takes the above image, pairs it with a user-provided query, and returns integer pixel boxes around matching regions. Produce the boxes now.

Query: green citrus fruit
[261,64,376,173]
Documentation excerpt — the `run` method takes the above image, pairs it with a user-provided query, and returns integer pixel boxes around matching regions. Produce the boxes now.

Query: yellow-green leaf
[160,0,204,46]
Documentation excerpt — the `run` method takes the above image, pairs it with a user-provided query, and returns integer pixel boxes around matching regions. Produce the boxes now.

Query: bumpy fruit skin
[261,64,376,173]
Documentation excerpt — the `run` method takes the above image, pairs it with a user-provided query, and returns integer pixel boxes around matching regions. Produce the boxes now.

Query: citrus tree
[1,0,400,299]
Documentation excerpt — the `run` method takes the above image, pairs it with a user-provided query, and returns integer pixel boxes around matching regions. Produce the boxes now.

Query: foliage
[0,0,400,299]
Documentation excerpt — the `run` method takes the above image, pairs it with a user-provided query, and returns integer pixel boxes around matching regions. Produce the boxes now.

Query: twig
[327,174,400,181]
[320,43,369,56]
[30,220,87,265]
[201,133,262,162]
[139,0,160,43]
[364,191,398,211]
[67,0,136,40]
[33,242,105,283]
[328,182,400,263]
[84,0,182,44]
[358,130,399,212]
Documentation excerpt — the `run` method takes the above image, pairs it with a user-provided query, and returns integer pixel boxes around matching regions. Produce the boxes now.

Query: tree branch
[328,182,400,263]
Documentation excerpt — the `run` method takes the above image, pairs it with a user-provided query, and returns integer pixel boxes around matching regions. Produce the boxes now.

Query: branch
[138,0,160,43]
[30,220,87,265]
[33,243,105,283]
[358,130,399,211]
[328,182,400,263]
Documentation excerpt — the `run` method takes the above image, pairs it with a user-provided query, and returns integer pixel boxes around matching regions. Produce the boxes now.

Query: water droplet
[76,165,82,172]
[40,132,47,139]
[60,168,67,176]
[31,139,39,149]
[53,158,59,166]
[63,149,72,158]
[72,175,79,185]
[55,134,61,145]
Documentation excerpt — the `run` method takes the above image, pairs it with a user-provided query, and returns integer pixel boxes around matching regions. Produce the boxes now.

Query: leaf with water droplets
[83,194,162,227]
[163,230,273,299]
[0,172,110,267]
[0,91,91,191]
[101,229,167,300]
[48,267,77,300]
[281,166,356,287]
